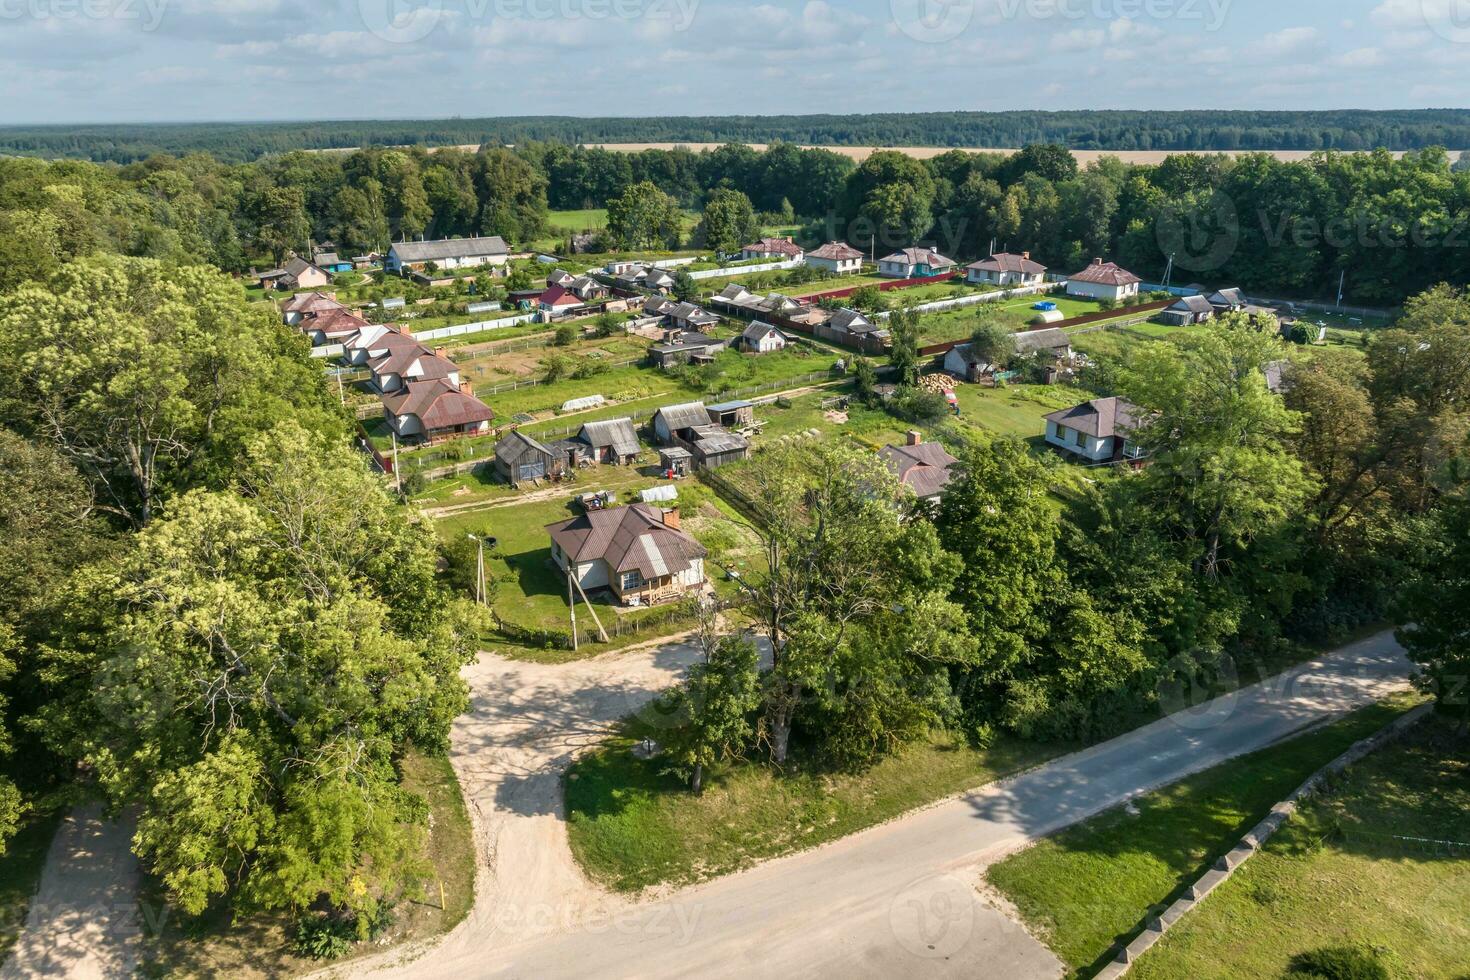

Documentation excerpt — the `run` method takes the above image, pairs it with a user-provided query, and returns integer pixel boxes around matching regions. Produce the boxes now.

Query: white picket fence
[413,312,537,342]
[873,282,1062,319]
[688,259,804,281]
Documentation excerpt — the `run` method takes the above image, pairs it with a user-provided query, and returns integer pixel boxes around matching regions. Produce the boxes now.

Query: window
[621,571,643,592]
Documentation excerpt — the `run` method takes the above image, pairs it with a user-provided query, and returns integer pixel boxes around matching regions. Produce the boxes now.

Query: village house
[385,236,510,274]
[546,503,707,607]
[648,328,726,368]
[738,320,790,353]
[539,284,584,314]
[879,432,959,503]
[966,252,1048,287]
[1207,287,1247,312]
[382,379,495,443]
[259,255,333,291]
[312,250,353,274]
[279,291,345,325]
[805,241,865,275]
[569,275,610,301]
[878,247,956,279]
[577,418,642,465]
[1157,294,1216,326]
[943,327,1072,381]
[652,401,751,470]
[1044,396,1145,463]
[367,342,459,394]
[494,430,565,487]
[826,307,886,339]
[297,306,370,347]
[1066,258,1142,303]
[740,237,805,262]
[339,324,406,366]
[352,252,382,270]
[547,269,576,288]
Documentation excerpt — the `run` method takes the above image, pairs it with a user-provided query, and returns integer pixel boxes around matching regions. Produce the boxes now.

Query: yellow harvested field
[583,143,1446,164]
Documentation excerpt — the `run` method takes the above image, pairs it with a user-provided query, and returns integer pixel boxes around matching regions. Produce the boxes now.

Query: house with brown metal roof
[1044,397,1145,462]
[806,241,865,274]
[966,252,1048,287]
[879,432,959,503]
[1065,258,1142,303]
[878,247,956,279]
[740,237,805,261]
[546,503,708,605]
[383,379,495,442]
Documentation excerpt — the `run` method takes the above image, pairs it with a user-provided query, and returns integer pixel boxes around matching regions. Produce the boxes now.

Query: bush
[553,323,579,346]
[292,917,354,961]
[889,386,950,424]
[1288,946,1391,980]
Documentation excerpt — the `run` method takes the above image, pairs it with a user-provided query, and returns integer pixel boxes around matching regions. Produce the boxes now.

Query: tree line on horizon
[4,109,1470,164]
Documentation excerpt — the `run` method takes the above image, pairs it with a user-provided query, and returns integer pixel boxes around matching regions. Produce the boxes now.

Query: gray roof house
[386,236,509,273]
[1044,397,1145,463]
[547,503,708,606]
[577,418,642,465]
[1158,294,1217,325]
[827,307,882,336]
[652,402,750,470]
[648,329,725,368]
[494,431,564,486]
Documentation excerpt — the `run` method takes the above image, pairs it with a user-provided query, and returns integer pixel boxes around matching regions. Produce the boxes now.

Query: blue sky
[0,0,1466,124]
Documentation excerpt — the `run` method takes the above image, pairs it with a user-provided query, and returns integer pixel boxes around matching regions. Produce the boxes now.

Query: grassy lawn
[1131,712,1469,980]
[986,692,1426,978]
[0,809,64,965]
[546,208,608,232]
[951,383,1083,442]
[566,727,1073,893]
[137,750,474,979]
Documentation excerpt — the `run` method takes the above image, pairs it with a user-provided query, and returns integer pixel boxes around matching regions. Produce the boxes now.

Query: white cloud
[1331,46,1386,67]
[1261,26,1320,54]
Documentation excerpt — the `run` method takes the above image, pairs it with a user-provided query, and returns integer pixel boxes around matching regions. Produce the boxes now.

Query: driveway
[352,630,1412,980]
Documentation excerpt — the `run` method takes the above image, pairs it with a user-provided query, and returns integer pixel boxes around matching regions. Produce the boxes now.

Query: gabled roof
[688,425,748,456]
[879,441,959,500]
[1170,294,1216,314]
[1014,327,1072,354]
[547,269,576,286]
[284,256,329,279]
[495,430,557,465]
[314,251,344,266]
[1069,258,1141,287]
[1208,287,1246,307]
[342,324,402,353]
[741,320,788,343]
[578,418,641,457]
[390,236,509,263]
[741,237,804,257]
[383,380,494,431]
[667,301,719,325]
[654,402,712,432]
[879,247,955,269]
[546,503,706,579]
[808,241,864,261]
[282,291,344,315]
[305,307,370,337]
[1045,397,1141,439]
[650,332,720,355]
[967,252,1048,275]
[828,308,877,333]
[717,283,755,303]
[540,284,581,307]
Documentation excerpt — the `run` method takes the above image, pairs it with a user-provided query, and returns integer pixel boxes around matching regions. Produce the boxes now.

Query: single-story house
[648,330,726,368]
[739,320,790,353]
[569,275,610,301]
[368,343,459,394]
[547,269,576,288]
[1044,397,1144,463]
[352,253,382,270]
[259,255,333,291]
[655,301,720,333]
[966,252,1047,287]
[942,327,1072,381]
[298,307,370,347]
[1207,287,1247,312]
[494,431,565,487]
[386,236,510,274]
[1158,294,1216,326]
[547,503,707,606]
[577,418,642,465]
[826,307,886,338]
[805,241,864,274]
[280,291,345,325]
[539,284,584,313]
[383,379,495,442]
[740,237,805,261]
[339,324,404,366]
[878,247,956,279]
[1066,258,1141,303]
[879,432,959,503]
[313,251,353,274]
[714,283,757,310]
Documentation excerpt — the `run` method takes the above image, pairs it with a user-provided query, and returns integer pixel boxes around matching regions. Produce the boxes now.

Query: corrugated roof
[578,418,641,457]
[1069,259,1142,287]
[654,402,711,432]
[390,236,509,263]
[546,503,706,578]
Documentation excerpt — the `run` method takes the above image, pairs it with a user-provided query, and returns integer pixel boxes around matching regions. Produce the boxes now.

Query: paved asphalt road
[367,631,1412,980]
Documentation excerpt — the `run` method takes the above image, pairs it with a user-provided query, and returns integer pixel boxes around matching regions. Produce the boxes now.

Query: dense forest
[4,139,1468,304]
[5,110,1470,164]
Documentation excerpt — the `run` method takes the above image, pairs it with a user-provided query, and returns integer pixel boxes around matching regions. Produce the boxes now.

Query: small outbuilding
[494,430,564,487]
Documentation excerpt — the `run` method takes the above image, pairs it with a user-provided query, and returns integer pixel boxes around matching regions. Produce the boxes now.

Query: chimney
[434,346,448,358]
[459,381,474,396]
[1093,257,1104,265]
[662,507,681,530]
[1022,251,1030,260]
[400,323,413,337]
[907,430,923,447]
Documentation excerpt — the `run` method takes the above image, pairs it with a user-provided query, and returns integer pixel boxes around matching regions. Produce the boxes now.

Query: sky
[0,0,1467,124]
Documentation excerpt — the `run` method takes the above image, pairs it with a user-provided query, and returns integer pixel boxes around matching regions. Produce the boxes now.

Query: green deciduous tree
[1398,481,1470,736]
[695,188,760,256]
[605,181,684,251]
[658,632,760,794]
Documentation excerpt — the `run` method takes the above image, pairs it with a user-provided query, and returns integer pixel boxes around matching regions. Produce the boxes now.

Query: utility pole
[390,429,402,497]
[567,570,579,652]
[1336,270,1346,309]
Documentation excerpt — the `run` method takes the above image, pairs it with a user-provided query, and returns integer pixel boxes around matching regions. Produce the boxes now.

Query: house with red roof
[1065,258,1142,303]
[383,379,495,443]
[740,237,805,261]
[806,241,865,274]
